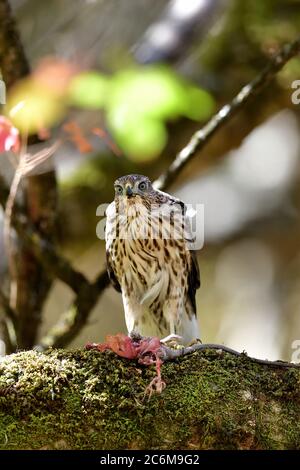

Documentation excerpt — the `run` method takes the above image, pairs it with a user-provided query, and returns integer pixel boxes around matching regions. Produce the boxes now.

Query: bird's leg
[143,356,166,399]
[129,330,143,342]
[186,337,202,347]
[160,333,183,347]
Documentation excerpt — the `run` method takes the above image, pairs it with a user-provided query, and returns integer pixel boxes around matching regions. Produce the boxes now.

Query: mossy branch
[0,347,299,450]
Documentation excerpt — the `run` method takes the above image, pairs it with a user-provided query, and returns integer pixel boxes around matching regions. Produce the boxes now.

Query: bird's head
[114,174,153,201]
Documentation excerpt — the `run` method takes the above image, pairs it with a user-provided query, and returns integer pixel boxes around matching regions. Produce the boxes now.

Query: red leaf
[0,116,20,153]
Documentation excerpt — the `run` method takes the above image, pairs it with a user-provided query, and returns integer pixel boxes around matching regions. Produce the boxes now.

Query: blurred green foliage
[68,72,109,109]
[68,66,215,161]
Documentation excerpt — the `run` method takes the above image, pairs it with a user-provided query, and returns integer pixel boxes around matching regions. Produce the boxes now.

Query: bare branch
[0,0,30,88]
[0,287,19,352]
[154,37,300,191]
[37,270,110,350]
[0,0,59,349]
[160,343,300,369]
[134,0,221,64]
[0,287,17,326]
[0,174,110,349]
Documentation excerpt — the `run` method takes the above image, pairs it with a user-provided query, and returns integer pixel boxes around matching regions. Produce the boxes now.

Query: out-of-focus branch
[12,214,93,292]
[0,0,58,350]
[0,174,110,349]
[0,0,30,87]
[0,287,17,327]
[0,176,104,295]
[37,270,110,350]
[134,0,221,65]
[15,211,110,348]
[0,287,19,353]
[154,37,300,191]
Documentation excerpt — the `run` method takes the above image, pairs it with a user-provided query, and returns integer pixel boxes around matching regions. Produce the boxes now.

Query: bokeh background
[1,0,300,361]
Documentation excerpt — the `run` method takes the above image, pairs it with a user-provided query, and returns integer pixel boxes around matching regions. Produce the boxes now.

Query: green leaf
[68,72,109,109]
[108,106,167,161]
[184,87,215,120]
[108,67,187,119]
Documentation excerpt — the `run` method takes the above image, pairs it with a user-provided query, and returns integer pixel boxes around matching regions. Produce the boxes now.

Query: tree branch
[0,175,110,349]
[0,347,299,449]
[0,287,19,352]
[160,343,300,369]
[37,270,110,350]
[0,287,17,326]
[0,0,30,88]
[154,37,300,191]
[0,0,58,350]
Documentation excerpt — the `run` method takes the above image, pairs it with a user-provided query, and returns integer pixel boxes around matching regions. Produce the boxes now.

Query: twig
[37,270,110,350]
[3,142,61,342]
[160,343,300,369]
[134,0,220,64]
[4,141,60,279]
[154,37,300,191]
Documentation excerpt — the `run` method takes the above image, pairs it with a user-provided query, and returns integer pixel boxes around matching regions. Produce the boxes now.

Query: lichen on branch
[0,347,299,450]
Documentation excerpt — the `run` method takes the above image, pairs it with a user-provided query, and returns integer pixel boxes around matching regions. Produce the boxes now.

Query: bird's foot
[160,334,183,348]
[187,337,202,347]
[86,333,168,398]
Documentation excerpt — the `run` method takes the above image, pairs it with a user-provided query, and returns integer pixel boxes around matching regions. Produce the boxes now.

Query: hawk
[105,174,200,344]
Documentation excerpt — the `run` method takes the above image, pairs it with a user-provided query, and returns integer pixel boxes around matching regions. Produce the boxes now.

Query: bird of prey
[105,174,200,344]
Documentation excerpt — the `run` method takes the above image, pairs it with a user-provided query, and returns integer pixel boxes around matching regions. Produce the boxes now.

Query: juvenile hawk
[105,174,200,344]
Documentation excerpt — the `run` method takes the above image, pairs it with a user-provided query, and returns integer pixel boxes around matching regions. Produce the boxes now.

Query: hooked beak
[126,186,133,197]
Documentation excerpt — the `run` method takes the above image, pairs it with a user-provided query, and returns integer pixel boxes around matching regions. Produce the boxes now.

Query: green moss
[0,348,299,449]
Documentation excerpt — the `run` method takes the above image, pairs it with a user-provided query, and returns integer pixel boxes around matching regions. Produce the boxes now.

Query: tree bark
[0,347,299,450]
[0,0,58,350]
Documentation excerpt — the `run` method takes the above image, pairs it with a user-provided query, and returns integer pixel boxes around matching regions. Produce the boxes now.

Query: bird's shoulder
[153,189,186,212]
[153,190,200,309]
[105,200,116,219]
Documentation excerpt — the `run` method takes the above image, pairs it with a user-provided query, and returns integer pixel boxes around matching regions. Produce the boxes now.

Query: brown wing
[188,249,200,314]
[173,196,200,314]
[106,250,121,293]
[155,188,201,312]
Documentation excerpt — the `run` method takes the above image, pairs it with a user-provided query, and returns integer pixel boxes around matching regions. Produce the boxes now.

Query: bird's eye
[138,181,147,191]
[115,185,123,195]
